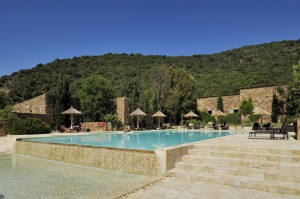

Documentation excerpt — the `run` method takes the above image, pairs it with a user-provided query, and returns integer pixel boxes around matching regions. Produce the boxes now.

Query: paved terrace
[1,131,299,198]
[125,133,300,199]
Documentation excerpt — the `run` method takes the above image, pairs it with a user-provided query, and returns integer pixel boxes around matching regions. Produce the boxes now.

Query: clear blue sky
[1,0,300,77]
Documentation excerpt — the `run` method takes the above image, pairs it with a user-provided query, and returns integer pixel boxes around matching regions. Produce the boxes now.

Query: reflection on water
[23,130,237,151]
[0,153,153,199]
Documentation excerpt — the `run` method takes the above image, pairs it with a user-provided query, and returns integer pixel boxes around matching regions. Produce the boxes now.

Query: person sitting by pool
[73,122,82,132]
[124,125,130,133]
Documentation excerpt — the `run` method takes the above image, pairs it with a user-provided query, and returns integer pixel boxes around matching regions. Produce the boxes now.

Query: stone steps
[173,161,300,180]
[189,148,300,160]
[167,167,300,195]
[193,144,300,155]
[167,143,300,196]
[181,155,300,171]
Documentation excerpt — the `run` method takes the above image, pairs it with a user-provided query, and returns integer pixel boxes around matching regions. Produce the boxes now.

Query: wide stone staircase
[167,142,300,196]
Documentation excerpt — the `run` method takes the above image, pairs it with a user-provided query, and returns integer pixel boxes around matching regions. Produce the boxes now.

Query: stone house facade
[197,84,286,122]
[12,94,141,129]
[12,93,80,128]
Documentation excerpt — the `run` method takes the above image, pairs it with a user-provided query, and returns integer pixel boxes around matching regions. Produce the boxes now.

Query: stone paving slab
[125,178,299,199]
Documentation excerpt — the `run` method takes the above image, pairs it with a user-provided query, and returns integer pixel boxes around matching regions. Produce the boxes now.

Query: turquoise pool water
[22,130,238,150]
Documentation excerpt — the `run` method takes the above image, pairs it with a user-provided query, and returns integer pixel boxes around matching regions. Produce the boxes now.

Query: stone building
[12,93,79,128]
[197,84,286,122]
[12,94,141,129]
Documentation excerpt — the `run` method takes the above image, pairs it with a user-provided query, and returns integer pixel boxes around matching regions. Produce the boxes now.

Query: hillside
[1,39,300,104]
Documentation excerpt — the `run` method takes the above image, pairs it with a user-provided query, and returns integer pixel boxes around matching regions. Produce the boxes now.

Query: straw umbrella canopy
[61,106,82,128]
[184,111,199,118]
[212,110,226,121]
[152,111,166,129]
[253,107,270,125]
[130,108,147,130]
[184,111,199,124]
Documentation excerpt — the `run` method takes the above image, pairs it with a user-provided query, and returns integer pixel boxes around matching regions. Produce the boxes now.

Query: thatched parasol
[152,111,166,129]
[212,110,226,121]
[184,111,199,125]
[253,107,270,125]
[61,106,82,128]
[184,111,199,118]
[130,108,146,130]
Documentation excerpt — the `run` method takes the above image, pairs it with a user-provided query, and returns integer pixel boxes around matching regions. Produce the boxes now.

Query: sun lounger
[221,122,229,130]
[248,125,289,140]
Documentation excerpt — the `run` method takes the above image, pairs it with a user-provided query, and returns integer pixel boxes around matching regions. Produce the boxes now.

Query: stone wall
[12,93,80,128]
[240,85,284,122]
[116,97,132,125]
[15,140,159,175]
[197,84,286,123]
[82,122,112,131]
[197,95,240,113]
[13,94,47,114]
[116,97,145,126]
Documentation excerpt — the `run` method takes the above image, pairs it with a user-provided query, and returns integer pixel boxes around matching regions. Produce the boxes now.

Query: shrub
[198,111,215,124]
[8,117,51,135]
[225,113,241,125]
[102,114,123,130]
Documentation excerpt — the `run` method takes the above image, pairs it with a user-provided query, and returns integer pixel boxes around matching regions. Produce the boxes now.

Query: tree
[217,94,224,112]
[271,93,279,123]
[286,60,300,117]
[79,75,115,121]
[0,91,9,109]
[54,74,71,128]
[240,97,254,116]
[149,65,171,111]
[164,68,197,124]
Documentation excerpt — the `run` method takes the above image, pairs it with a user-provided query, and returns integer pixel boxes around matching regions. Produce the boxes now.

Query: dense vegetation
[7,116,51,135]
[0,39,300,124]
[1,40,299,102]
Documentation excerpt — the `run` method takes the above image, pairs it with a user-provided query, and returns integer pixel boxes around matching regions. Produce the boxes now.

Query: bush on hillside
[8,117,51,135]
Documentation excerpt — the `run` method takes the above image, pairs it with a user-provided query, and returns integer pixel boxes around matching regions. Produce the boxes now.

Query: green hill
[1,39,300,105]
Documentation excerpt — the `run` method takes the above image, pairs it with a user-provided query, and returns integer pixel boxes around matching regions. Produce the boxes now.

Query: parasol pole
[70,114,74,129]
[158,117,161,129]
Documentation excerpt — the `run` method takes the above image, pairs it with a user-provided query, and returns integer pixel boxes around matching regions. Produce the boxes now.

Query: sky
[0,0,300,77]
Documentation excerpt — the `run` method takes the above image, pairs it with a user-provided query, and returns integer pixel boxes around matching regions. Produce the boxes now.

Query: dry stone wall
[197,84,286,122]
[197,95,240,113]
[13,94,47,114]
[12,93,80,128]
[116,97,132,125]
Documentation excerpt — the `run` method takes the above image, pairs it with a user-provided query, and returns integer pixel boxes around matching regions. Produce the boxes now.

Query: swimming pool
[22,130,237,151]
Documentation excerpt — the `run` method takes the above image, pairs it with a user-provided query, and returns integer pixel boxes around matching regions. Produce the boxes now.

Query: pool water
[22,130,237,150]
[0,153,157,199]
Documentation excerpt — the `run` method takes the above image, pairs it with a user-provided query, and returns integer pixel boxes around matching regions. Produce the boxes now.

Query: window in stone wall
[234,109,239,113]
[208,110,212,115]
